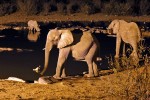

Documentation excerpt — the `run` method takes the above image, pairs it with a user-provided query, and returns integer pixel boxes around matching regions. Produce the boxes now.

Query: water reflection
[27,31,40,42]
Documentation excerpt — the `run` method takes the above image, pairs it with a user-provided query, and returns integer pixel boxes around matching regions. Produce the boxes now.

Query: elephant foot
[53,75,62,80]
[61,73,67,79]
[83,74,94,78]
[114,55,119,59]
[94,73,99,77]
[122,54,126,57]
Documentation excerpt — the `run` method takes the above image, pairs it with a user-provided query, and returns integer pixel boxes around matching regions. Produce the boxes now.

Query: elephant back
[129,22,141,42]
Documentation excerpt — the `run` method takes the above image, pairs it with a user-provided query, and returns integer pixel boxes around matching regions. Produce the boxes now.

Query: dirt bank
[0,12,150,25]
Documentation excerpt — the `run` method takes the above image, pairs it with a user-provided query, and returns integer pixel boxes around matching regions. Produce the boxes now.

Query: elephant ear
[57,30,73,49]
[113,20,120,34]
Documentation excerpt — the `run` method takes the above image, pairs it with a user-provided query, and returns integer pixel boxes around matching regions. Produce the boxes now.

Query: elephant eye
[54,36,59,40]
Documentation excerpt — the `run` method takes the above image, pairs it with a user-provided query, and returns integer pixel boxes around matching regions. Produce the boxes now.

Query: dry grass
[106,39,150,99]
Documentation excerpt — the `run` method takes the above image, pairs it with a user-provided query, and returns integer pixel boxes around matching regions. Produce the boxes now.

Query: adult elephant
[107,19,141,61]
[28,20,40,32]
[40,28,100,79]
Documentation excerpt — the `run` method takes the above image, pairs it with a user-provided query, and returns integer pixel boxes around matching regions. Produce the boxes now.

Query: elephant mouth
[107,29,113,34]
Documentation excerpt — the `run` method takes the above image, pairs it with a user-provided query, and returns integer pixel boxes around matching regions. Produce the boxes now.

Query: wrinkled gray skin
[40,28,100,79]
[28,20,40,32]
[107,20,141,61]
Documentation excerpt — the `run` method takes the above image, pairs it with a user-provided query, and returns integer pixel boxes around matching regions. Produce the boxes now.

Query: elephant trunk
[36,26,40,32]
[40,41,53,75]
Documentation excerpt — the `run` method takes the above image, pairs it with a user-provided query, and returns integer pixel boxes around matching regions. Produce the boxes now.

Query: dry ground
[0,13,150,99]
[0,66,149,100]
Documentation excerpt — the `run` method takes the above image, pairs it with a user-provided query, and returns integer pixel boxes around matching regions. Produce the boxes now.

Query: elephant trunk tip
[37,28,41,32]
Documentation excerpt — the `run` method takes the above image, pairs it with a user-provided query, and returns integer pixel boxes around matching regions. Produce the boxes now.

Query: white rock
[6,77,26,83]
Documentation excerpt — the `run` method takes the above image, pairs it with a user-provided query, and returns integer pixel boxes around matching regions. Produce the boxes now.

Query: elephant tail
[137,27,142,42]
[131,22,142,42]
[94,36,102,62]
[135,23,142,42]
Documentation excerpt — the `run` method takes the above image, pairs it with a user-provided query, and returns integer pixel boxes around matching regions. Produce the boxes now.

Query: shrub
[17,0,43,15]
[81,4,96,15]
[57,3,67,14]
[101,0,136,16]
[0,3,17,16]
[92,0,102,13]
[16,0,26,12]
[80,0,97,15]
[139,0,150,15]
[67,1,80,14]
[42,1,51,15]
[26,0,42,15]
[107,39,150,72]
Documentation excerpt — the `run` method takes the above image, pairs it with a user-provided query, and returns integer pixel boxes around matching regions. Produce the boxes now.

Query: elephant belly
[122,37,129,43]
[71,46,89,60]
[72,51,86,60]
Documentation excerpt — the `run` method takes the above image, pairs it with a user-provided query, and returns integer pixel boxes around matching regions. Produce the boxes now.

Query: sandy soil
[0,13,150,99]
[0,66,149,100]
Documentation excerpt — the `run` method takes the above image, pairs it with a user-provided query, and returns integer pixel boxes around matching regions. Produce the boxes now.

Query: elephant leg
[61,67,66,78]
[85,60,94,77]
[31,27,34,31]
[130,42,138,60]
[84,43,97,77]
[33,28,36,32]
[93,61,99,77]
[29,27,32,31]
[123,43,126,57]
[53,47,70,79]
[115,35,121,58]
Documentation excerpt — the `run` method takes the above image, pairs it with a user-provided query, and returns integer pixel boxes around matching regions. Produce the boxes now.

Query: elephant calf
[40,28,100,79]
[28,20,40,32]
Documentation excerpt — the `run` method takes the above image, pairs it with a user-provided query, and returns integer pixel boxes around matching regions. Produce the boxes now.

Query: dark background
[0,0,150,16]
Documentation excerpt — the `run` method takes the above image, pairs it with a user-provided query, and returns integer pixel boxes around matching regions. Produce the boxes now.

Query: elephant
[27,20,40,32]
[40,28,100,79]
[107,19,141,61]
[27,31,40,42]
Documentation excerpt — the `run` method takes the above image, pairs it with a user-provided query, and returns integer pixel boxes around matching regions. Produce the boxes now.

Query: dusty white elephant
[27,31,40,42]
[107,19,141,60]
[27,20,40,32]
[40,28,100,79]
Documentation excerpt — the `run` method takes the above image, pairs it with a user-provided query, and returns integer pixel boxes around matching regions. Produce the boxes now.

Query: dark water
[0,21,150,80]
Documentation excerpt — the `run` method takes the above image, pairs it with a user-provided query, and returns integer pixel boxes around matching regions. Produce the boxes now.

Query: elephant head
[107,20,120,34]
[28,20,40,32]
[40,28,73,75]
